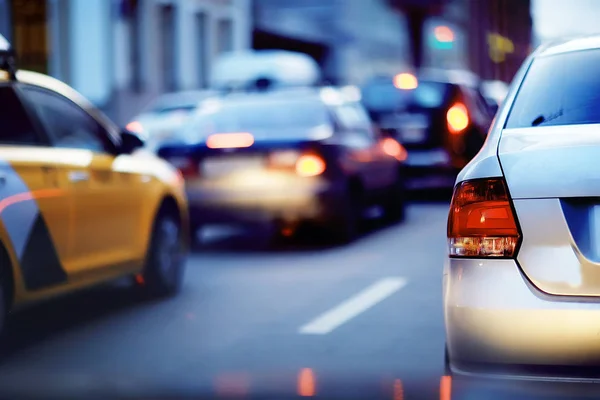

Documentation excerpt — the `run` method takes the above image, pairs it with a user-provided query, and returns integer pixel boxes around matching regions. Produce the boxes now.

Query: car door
[332,103,394,190]
[18,85,142,277]
[0,84,70,291]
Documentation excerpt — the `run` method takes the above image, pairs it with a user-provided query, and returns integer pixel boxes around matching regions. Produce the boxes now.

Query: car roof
[418,68,481,88]
[152,90,219,106]
[537,34,600,57]
[208,86,358,108]
[364,69,481,89]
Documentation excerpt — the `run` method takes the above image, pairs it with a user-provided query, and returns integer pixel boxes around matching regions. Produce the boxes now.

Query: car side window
[0,85,44,145]
[19,86,115,153]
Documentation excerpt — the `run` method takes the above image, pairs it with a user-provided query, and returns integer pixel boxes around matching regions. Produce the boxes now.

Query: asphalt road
[0,199,584,400]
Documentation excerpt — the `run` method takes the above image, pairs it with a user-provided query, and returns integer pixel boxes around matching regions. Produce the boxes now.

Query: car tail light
[296,154,326,177]
[447,178,520,258]
[168,157,198,177]
[268,150,326,177]
[380,137,407,161]
[447,102,469,134]
[126,120,144,134]
[206,132,254,149]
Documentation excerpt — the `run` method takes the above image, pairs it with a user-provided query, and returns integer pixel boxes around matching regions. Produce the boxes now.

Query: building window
[120,0,142,92]
[159,4,176,92]
[196,11,208,88]
[10,0,48,74]
[216,19,233,55]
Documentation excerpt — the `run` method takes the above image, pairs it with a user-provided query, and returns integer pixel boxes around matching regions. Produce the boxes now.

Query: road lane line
[298,277,407,335]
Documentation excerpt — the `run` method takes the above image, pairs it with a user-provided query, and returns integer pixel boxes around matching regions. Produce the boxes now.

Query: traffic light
[431,25,454,50]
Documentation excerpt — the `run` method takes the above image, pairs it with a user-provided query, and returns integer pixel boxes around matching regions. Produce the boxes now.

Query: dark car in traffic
[361,69,496,190]
[157,85,408,245]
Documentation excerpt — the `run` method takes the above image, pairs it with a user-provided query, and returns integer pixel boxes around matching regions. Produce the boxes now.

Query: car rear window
[361,80,449,113]
[182,99,331,141]
[506,49,600,128]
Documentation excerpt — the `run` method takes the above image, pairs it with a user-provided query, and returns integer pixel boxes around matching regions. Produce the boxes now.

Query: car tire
[332,186,362,244]
[140,208,187,297]
[384,174,407,224]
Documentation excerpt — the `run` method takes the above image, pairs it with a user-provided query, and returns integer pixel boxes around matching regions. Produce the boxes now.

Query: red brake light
[206,132,254,149]
[447,103,469,134]
[447,178,520,258]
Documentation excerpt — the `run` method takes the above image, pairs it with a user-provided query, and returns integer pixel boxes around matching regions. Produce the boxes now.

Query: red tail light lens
[447,178,520,258]
[447,103,469,134]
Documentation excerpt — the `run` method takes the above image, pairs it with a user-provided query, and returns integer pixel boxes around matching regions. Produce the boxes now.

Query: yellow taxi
[0,37,189,331]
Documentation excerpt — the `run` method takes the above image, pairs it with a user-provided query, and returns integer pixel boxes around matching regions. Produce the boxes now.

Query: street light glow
[434,25,454,43]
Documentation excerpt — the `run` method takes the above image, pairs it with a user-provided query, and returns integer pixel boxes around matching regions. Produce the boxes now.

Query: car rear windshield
[182,99,331,140]
[361,80,449,113]
[506,49,600,128]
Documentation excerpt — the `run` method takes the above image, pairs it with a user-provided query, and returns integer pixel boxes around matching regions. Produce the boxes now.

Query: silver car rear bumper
[444,258,600,374]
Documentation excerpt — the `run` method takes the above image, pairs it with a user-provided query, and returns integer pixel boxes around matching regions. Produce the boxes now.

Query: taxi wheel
[141,210,187,297]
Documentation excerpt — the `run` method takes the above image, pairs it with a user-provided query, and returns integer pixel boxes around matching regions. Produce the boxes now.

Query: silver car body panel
[445,36,600,372]
[445,258,600,367]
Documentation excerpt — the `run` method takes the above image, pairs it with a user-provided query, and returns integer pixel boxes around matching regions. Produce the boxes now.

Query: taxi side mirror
[120,130,145,154]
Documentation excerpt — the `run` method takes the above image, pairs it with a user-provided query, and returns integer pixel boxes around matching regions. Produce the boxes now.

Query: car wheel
[140,209,187,297]
[332,187,362,244]
[384,174,407,223]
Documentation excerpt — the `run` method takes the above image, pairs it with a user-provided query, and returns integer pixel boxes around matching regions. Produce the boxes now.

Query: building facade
[0,0,252,125]
[253,0,411,86]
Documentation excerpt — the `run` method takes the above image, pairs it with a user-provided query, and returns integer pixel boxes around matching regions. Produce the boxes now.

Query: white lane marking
[299,277,407,335]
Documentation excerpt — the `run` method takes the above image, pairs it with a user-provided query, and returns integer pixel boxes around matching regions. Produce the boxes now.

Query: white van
[209,50,322,90]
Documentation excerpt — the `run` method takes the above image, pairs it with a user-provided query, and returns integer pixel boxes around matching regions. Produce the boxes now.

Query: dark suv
[362,69,495,190]
[158,85,408,244]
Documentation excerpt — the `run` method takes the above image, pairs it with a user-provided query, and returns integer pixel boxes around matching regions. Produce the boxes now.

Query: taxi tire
[141,209,186,297]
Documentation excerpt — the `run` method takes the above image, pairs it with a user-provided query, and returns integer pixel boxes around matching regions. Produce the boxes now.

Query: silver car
[445,35,600,380]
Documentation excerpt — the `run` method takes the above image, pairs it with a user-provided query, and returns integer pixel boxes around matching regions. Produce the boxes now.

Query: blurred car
[361,69,495,190]
[157,83,408,244]
[0,37,188,333]
[445,35,600,380]
[126,90,218,152]
[210,49,322,91]
[480,79,509,111]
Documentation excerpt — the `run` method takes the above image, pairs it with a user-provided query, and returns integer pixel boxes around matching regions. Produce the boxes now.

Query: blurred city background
[0,0,540,126]
[3,2,600,399]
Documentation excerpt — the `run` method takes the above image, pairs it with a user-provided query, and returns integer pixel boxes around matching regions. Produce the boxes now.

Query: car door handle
[68,171,89,182]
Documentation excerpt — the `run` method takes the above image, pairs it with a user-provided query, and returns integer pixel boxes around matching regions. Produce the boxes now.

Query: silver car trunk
[499,124,600,296]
